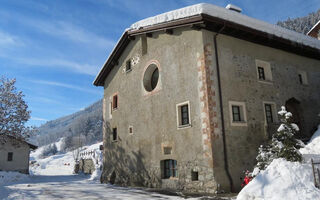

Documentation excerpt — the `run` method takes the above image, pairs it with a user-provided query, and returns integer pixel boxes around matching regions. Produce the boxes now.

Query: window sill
[230,121,247,127]
[178,124,192,130]
[162,177,178,180]
[111,140,118,143]
[125,69,132,73]
[258,80,273,85]
[112,108,118,112]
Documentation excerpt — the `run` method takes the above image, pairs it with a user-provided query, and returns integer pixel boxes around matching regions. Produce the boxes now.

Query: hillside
[34,99,103,149]
[277,9,320,34]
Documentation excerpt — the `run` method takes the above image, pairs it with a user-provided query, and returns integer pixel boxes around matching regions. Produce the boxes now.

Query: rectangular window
[125,60,132,72]
[112,128,117,141]
[112,94,118,110]
[229,101,247,126]
[256,60,272,82]
[265,104,273,123]
[257,67,265,80]
[163,159,177,179]
[191,171,199,181]
[163,147,172,155]
[128,126,133,135]
[232,106,241,122]
[176,101,191,128]
[7,152,13,161]
[181,105,189,125]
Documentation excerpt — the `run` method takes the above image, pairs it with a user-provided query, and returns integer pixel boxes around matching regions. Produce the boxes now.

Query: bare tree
[0,77,36,142]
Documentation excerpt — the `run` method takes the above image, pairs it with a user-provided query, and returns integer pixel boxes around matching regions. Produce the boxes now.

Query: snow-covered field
[237,125,320,200]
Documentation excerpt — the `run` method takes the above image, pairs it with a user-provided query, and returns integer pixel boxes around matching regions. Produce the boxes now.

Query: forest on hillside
[276,8,320,34]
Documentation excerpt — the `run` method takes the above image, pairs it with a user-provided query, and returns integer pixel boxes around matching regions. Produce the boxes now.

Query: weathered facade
[94,4,320,194]
[0,135,37,174]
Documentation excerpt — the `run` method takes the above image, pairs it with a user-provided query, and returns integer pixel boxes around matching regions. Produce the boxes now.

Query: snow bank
[237,125,320,200]
[300,125,320,162]
[129,3,320,51]
[0,171,29,186]
[237,159,320,200]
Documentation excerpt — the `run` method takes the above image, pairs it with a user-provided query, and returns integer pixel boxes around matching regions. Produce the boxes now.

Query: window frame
[162,159,178,179]
[176,101,191,129]
[125,59,132,73]
[112,93,118,111]
[257,66,265,80]
[7,152,13,161]
[256,59,273,83]
[263,101,278,125]
[229,101,247,126]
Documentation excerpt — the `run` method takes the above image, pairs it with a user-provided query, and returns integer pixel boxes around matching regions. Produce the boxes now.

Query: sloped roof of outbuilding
[94,3,320,86]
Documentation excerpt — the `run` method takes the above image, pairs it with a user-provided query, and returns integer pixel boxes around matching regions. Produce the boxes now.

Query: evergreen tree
[256,106,303,171]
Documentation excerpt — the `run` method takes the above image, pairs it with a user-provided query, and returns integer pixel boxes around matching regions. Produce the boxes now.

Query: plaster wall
[202,29,320,191]
[101,27,220,194]
[0,139,30,174]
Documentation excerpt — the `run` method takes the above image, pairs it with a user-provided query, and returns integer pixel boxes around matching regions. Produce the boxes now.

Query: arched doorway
[285,98,305,139]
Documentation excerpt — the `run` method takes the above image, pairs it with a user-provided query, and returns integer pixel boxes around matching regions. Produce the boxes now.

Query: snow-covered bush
[256,106,303,171]
[40,144,58,158]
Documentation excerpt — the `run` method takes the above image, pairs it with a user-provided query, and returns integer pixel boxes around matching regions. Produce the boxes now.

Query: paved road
[1,175,235,200]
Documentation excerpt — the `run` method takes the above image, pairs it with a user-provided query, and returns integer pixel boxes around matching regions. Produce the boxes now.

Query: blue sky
[1,0,319,126]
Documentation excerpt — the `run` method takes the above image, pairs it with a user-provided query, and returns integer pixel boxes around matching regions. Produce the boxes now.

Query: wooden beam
[128,35,135,40]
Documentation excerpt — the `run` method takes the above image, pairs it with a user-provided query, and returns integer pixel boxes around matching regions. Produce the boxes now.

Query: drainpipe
[213,24,234,192]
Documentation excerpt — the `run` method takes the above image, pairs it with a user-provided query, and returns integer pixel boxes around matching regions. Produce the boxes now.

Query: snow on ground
[4,142,229,200]
[237,125,320,200]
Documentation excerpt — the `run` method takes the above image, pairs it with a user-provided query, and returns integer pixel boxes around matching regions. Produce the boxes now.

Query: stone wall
[79,159,95,174]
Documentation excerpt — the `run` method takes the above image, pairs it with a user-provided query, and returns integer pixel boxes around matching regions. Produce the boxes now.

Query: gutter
[213,24,234,192]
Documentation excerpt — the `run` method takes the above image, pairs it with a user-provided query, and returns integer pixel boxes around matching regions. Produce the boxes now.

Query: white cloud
[23,18,114,48]
[16,57,100,76]
[0,30,23,47]
[30,80,101,95]
[31,117,47,121]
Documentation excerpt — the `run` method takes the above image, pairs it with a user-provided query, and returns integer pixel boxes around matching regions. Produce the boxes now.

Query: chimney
[226,4,242,13]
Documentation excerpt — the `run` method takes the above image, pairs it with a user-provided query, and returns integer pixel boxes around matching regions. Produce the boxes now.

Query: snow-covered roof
[129,3,320,50]
[94,3,320,86]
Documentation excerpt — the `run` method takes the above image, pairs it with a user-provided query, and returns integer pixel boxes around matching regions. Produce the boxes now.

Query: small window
[163,147,172,155]
[257,67,265,80]
[128,126,133,135]
[229,101,247,126]
[264,104,273,123]
[191,171,199,181]
[125,60,132,72]
[298,71,308,85]
[112,128,117,141]
[143,63,160,92]
[256,60,272,82]
[7,152,13,161]
[176,101,191,128]
[112,94,118,110]
[162,159,177,179]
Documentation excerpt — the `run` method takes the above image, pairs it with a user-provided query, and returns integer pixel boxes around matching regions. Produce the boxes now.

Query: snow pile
[0,171,29,186]
[129,3,320,50]
[237,159,320,200]
[300,125,320,162]
[237,125,320,200]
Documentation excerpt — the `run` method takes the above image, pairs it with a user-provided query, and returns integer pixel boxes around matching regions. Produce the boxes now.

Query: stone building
[0,135,37,174]
[93,3,320,194]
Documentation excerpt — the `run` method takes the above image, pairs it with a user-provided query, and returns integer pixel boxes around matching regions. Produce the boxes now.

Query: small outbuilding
[0,135,37,174]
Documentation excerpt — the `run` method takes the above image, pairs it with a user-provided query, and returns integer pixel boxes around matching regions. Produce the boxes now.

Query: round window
[143,63,159,92]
